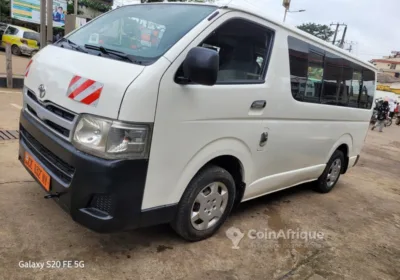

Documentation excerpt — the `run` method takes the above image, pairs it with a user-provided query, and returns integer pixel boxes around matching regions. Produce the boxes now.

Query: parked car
[0,23,39,56]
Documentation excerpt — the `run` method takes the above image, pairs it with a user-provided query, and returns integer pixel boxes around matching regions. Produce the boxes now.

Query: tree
[0,0,11,22]
[297,23,334,41]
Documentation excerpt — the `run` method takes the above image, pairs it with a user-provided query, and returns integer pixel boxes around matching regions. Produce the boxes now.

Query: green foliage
[67,2,84,15]
[297,23,335,41]
[0,0,11,22]
[79,0,112,12]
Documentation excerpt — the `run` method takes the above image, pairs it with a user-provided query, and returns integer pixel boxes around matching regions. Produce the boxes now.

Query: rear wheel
[171,165,236,241]
[11,45,21,56]
[313,150,344,193]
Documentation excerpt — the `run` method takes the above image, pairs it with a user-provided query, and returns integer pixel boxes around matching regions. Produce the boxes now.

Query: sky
[112,0,400,62]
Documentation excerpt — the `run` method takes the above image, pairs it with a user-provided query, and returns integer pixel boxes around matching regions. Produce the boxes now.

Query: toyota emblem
[38,84,46,98]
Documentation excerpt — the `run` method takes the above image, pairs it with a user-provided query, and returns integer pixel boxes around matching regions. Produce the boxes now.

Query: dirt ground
[0,89,399,280]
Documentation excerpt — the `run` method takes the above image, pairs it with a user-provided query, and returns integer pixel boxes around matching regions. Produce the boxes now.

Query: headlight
[72,114,150,159]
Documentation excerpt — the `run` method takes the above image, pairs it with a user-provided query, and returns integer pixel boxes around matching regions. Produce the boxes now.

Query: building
[371,51,400,78]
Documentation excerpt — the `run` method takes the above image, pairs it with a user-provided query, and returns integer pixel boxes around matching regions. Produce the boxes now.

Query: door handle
[259,132,268,147]
[251,100,266,109]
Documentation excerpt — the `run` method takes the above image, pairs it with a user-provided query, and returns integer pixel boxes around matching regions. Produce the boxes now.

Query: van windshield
[64,4,217,65]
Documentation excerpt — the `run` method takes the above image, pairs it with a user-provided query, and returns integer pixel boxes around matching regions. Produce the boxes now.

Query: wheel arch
[325,134,353,174]
[173,137,254,207]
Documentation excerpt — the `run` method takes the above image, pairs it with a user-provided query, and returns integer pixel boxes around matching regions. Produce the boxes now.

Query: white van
[19,1,376,241]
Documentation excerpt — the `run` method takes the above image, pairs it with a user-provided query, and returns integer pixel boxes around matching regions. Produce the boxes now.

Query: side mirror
[182,47,219,86]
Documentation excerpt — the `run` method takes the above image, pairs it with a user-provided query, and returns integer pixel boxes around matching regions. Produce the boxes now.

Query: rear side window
[23,31,40,42]
[288,36,375,109]
[5,26,19,35]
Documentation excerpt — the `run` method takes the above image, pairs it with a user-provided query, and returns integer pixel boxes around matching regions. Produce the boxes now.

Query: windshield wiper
[84,44,140,64]
[58,38,88,53]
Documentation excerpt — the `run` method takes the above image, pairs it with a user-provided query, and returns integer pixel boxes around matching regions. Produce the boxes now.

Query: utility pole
[47,0,53,45]
[40,0,46,49]
[345,41,356,53]
[331,23,339,45]
[330,23,347,47]
[283,8,288,22]
[74,0,78,15]
[339,25,347,49]
[282,0,290,23]
[347,44,353,53]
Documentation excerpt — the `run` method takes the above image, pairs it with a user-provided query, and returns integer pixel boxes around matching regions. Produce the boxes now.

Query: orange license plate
[24,152,51,191]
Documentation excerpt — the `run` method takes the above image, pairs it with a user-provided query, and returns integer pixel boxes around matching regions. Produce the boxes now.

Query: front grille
[27,90,38,103]
[27,105,70,137]
[27,104,37,117]
[26,89,76,140]
[44,120,70,137]
[90,194,113,214]
[45,104,75,121]
[21,127,75,184]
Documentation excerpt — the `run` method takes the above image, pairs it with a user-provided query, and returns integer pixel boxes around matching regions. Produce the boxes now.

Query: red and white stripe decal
[67,76,103,106]
[25,60,33,77]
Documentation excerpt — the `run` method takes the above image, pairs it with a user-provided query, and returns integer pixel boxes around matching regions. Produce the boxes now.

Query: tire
[171,165,236,241]
[396,118,400,126]
[11,45,21,56]
[313,150,345,193]
[386,119,392,127]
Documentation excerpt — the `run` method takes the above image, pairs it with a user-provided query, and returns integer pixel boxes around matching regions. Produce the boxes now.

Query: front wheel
[396,118,400,125]
[11,45,21,56]
[385,118,392,127]
[171,165,236,241]
[313,150,344,193]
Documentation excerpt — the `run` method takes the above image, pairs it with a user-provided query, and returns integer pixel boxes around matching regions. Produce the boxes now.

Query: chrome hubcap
[327,158,341,187]
[191,182,229,230]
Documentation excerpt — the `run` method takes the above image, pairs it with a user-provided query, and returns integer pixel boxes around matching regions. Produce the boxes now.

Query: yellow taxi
[0,23,40,56]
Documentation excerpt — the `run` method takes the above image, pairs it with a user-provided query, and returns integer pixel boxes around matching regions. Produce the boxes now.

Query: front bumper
[19,110,176,232]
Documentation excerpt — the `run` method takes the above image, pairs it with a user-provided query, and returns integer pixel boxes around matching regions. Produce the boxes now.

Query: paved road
[0,88,399,279]
[0,52,30,77]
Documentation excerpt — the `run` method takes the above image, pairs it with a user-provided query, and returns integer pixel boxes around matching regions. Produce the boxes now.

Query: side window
[5,27,18,35]
[321,52,343,105]
[348,65,362,108]
[200,18,273,83]
[360,68,375,109]
[306,47,324,103]
[339,59,353,106]
[288,36,309,102]
[288,36,375,109]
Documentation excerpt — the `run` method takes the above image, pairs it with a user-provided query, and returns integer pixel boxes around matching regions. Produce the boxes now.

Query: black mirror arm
[175,76,190,85]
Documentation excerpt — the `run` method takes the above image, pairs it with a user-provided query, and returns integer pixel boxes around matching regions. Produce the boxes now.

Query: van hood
[24,45,145,119]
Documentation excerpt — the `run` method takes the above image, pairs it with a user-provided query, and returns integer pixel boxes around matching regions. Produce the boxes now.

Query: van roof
[137,0,375,71]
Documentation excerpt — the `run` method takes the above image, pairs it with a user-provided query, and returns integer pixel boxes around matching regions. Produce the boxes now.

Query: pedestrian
[389,100,396,119]
[371,101,389,132]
